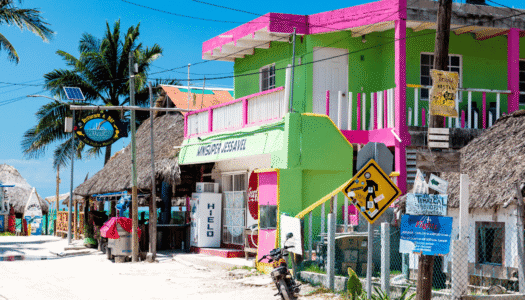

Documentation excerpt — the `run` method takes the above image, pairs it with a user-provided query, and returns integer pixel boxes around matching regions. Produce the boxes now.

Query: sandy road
[0,237,337,300]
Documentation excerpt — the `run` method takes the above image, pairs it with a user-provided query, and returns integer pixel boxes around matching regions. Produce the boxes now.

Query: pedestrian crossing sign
[343,159,401,224]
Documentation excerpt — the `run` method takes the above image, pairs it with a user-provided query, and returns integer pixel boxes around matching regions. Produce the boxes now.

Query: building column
[508,28,520,114]
[395,17,409,194]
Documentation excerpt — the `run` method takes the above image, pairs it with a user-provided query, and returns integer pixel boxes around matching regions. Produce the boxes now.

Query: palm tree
[22,20,166,168]
[0,0,53,63]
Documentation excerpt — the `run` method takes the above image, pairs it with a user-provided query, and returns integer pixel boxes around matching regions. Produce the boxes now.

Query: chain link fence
[297,206,525,299]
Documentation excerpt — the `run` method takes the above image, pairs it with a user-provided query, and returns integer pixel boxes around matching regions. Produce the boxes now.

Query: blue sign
[406,193,448,216]
[0,215,4,232]
[399,215,452,255]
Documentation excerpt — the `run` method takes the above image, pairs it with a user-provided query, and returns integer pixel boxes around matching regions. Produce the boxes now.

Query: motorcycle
[258,233,301,300]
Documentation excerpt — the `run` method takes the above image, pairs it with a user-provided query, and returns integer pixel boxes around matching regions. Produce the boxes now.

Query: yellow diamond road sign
[344,159,401,224]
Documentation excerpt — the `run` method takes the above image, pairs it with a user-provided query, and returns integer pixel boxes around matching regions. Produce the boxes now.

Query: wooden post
[55,166,60,236]
[417,0,452,298]
[74,201,78,240]
[515,183,525,293]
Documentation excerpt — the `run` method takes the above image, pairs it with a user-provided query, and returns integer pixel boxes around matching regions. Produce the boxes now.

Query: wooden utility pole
[129,53,139,263]
[416,0,453,299]
[55,166,60,236]
[148,82,157,260]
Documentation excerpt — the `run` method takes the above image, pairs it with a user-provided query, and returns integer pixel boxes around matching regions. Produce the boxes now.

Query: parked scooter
[258,233,301,300]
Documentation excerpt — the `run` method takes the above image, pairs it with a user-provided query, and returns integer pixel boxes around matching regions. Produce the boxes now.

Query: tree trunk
[104,144,112,165]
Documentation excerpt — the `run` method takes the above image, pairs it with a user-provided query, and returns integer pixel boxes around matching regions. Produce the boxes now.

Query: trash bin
[107,223,132,258]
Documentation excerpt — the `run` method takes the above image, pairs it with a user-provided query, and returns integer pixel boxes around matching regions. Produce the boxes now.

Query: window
[259,205,277,229]
[420,53,462,100]
[476,222,504,265]
[260,64,276,92]
[221,173,247,245]
[520,60,525,104]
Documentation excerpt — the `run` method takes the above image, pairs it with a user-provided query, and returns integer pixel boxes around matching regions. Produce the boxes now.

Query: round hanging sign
[247,171,259,220]
[74,112,127,147]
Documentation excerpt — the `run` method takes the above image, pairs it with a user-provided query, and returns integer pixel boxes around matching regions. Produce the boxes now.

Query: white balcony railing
[185,87,286,138]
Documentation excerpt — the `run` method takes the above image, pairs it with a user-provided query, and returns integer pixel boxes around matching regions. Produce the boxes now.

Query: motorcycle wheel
[278,279,296,300]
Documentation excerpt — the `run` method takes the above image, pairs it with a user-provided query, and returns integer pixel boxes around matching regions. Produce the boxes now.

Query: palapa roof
[441,110,525,209]
[45,192,84,206]
[74,113,183,197]
[0,164,48,215]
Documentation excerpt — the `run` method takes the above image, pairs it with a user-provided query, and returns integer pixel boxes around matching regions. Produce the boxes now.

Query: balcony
[184,87,287,138]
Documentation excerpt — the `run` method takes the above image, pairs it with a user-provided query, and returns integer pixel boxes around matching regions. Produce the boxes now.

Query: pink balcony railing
[184,87,286,138]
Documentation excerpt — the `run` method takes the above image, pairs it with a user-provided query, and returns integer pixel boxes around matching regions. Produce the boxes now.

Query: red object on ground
[22,219,28,236]
[100,217,141,239]
[8,206,16,233]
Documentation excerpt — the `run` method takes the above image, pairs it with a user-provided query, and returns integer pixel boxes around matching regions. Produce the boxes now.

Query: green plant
[347,267,363,299]
[306,287,332,296]
[0,232,14,236]
[303,264,326,274]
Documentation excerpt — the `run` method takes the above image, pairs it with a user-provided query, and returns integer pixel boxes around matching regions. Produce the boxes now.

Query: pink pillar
[326,90,330,116]
[208,109,213,133]
[384,90,388,128]
[394,17,408,194]
[508,28,520,114]
[357,93,362,130]
[461,110,465,128]
[482,92,487,129]
[242,98,248,126]
[422,108,426,126]
[373,92,378,130]
[184,114,188,137]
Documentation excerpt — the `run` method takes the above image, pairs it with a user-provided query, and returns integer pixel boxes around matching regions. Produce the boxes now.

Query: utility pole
[55,166,59,236]
[187,63,191,110]
[416,0,452,299]
[129,53,139,262]
[68,110,75,245]
[148,82,157,261]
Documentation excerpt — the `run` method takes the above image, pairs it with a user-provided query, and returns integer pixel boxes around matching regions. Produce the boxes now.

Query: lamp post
[27,94,74,244]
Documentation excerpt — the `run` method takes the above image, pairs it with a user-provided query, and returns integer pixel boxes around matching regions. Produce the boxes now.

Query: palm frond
[0,32,19,63]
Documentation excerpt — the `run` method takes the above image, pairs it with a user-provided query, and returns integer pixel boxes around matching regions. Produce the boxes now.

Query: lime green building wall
[273,113,354,243]
[234,28,525,129]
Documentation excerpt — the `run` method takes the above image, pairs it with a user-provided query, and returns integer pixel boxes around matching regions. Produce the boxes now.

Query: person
[363,172,379,211]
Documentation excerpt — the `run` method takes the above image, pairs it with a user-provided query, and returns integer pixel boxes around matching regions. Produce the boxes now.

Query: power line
[120,0,258,24]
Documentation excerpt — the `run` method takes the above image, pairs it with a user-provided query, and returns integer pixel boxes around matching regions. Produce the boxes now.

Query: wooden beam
[413,22,435,32]
[453,25,478,35]
[416,151,460,173]
[475,28,509,41]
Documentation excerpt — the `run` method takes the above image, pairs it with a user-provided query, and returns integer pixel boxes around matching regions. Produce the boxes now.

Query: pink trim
[422,108,426,126]
[326,90,330,116]
[186,86,284,117]
[186,116,283,139]
[308,0,403,35]
[357,93,362,130]
[341,128,397,147]
[373,92,378,130]
[242,99,248,127]
[384,90,388,128]
[394,16,408,194]
[461,110,465,128]
[202,13,307,56]
[208,109,213,133]
[184,114,188,138]
[259,172,278,206]
[482,92,487,129]
[507,28,520,114]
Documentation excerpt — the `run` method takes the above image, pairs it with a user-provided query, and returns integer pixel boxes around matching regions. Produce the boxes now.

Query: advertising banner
[400,215,453,255]
[429,69,459,117]
[406,193,448,216]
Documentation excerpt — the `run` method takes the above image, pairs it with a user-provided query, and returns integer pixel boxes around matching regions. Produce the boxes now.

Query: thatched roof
[0,164,48,215]
[74,113,183,197]
[440,110,525,209]
[45,192,84,206]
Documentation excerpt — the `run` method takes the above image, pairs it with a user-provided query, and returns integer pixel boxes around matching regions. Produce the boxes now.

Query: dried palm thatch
[440,110,525,209]
[74,113,183,196]
[44,193,84,206]
[0,164,48,215]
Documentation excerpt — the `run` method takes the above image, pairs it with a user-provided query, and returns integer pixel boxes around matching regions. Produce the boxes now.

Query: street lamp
[27,94,75,245]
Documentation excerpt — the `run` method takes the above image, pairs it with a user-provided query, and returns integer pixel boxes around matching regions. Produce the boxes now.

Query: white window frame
[259,63,276,92]
[221,172,248,245]
[420,52,463,102]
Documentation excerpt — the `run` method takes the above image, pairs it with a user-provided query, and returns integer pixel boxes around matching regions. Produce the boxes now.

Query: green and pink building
[178,0,525,267]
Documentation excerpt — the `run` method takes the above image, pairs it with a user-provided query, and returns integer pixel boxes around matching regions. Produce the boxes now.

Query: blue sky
[0,0,522,201]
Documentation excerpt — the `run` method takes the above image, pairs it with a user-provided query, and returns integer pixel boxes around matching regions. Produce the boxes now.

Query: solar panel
[63,87,85,101]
